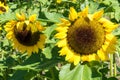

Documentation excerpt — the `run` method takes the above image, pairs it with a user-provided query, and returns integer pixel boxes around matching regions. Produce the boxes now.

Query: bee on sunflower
[55,7,118,65]
[5,13,46,55]
[0,1,8,14]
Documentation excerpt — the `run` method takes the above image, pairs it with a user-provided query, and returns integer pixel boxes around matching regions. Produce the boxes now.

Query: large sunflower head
[55,7,118,65]
[0,1,8,14]
[5,13,46,55]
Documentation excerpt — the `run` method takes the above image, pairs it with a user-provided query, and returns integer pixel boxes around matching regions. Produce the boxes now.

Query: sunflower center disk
[14,23,40,46]
[67,22,105,55]
[0,6,6,12]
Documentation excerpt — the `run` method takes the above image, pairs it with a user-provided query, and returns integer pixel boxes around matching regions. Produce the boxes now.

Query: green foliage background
[0,0,120,80]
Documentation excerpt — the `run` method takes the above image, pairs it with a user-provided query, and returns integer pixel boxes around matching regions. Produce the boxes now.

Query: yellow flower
[5,13,46,55]
[57,0,62,4]
[55,7,118,65]
[0,1,8,14]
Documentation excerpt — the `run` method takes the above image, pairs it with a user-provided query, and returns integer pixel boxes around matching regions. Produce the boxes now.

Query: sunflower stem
[50,67,56,80]
[39,2,42,13]
[110,54,113,77]
[78,0,81,10]
[113,53,117,77]
[3,0,6,5]
[56,3,59,13]
[16,0,21,6]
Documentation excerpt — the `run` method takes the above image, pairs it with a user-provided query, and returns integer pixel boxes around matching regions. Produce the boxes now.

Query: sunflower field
[0,0,120,80]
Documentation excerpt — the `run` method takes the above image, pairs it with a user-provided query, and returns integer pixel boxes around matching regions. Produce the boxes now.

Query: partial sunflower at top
[0,1,8,14]
[55,7,118,65]
[5,13,46,55]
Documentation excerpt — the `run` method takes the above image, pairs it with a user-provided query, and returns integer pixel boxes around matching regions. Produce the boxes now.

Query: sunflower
[5,13,46,55]
[0,1,8,14]
[55,7,118,65]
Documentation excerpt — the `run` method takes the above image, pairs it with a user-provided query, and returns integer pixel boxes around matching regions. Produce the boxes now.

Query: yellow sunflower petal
[5,21,16,31]
[13,38,19,49]
[37,42,43,49]
[33,45,39,53]
[29,14,36,22]
[37,34,46,49]
[55,32,67,39]
[103,34,117,54]
[39,34,46,43]
[78,6,88,17]
[27,47,33,55]
[99,18,113,24]
[73,54,80,65]
[20,46,26,53]
[92,9,104,20]
[36,22,45,31]
[81,55,89,61]
[59,46,69,56]
[6,31,13,39]
[29,23,37,33]
[97,49,109,60]
[69,7,78,21]
[88,54,99,61]
[5,27,14,32]
[58,18,71,27]
[56,26,68,33]
[105,34,117,42]
[16,22,24,31]
[99,18,118,32]
[16,13,25,21]
[56,38,67,47]
[17,44,24,52]
[68,54,80,65]
[81,54,99,62]
[65,48,74,60]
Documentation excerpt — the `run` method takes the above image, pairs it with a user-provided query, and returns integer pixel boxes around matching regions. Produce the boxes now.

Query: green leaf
[37,59,61,69]
[12,63,39,71]
[6,56,18,67]
[43,46,52,59]
[0,11,16,23]
[102,0,112,5]
[115,12,120,22]
[10,70,37,80]
[89,1,99,13]
[22,53,42,65]
[38,0,48,4]
[59,64,101,80]
[113,27,120,36]
[44,12,64,22]
[0,64,7,69]
[2,39,9,47]
[107,77,118,80]
[11,53,61,80]
[44,24,57,43]
[42,44,60,59]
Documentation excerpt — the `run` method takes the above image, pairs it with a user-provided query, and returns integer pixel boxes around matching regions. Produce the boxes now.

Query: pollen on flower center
[67,21,105,55]
[14,23,40,46]
[0,6,6,12]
